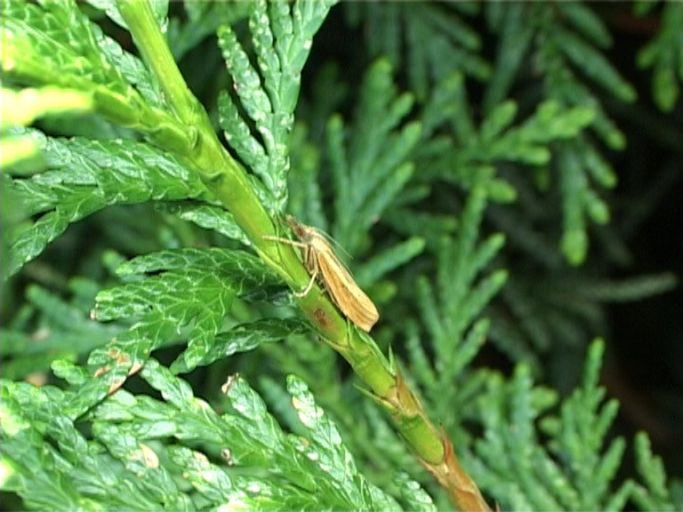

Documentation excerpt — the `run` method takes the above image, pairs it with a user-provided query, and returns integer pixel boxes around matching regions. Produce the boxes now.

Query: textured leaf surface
[472,341,632,511]
[94,248,282,372]
[6,132,207,275]
[218,0,337,211]
[348,3,490,100]
[1,0,167,112]
[89,363,399,510]
[4,370,398,510]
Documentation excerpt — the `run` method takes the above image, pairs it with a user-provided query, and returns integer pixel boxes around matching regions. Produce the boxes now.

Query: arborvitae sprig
[92,247,283,372]
[217,0,337,211]
[5,132,207,276]
[346,3,490,100]
[471,341,633,511]
[326,59,421,255]
[2,1,491,507]
[414,72,595,204]
[1,0,189,150]
[0,284,118,380]
[1,1,679,510]
[407,176,506,436]
[631,432,681,511]
[2,363,432,510]
[636,2,683,111]
[484,3,635,264]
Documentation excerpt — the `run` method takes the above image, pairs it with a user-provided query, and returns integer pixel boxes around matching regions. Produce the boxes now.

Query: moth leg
[262,235,308,249]
[263,234,318,298]
[294,262,318,298]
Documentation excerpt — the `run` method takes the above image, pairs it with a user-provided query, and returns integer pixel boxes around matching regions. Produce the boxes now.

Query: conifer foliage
[1,1,681,510]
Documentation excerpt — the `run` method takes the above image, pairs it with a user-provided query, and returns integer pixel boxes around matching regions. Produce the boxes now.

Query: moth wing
[315,240,379,332]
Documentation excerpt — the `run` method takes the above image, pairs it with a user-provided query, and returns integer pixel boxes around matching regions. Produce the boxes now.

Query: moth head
[285,215,307,238]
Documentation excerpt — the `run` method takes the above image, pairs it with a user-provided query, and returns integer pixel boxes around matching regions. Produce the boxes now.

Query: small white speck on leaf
[221,374,240,395]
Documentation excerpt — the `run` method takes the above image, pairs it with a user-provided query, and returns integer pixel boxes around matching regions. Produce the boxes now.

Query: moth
[265,216,379,332]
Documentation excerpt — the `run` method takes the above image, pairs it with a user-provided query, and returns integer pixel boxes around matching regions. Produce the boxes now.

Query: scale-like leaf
[6,133,207,275]
[218,0,337,211]
[1,0,173,125]
[472,341,632,511]
[94,248,282,372]
[348,3,489,100]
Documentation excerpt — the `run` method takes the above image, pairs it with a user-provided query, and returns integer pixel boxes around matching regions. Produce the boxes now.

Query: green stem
[117,0,278,258]
[116,2,489,509]
[116,0,194,119]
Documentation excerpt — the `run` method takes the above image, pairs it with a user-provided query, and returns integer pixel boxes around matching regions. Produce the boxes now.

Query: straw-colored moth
[265,216,379,332]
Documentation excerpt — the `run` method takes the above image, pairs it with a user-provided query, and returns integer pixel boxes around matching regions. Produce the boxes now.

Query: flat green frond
[173,318,307,373]
[6,133,206,276]
[556,3,612,48]
[217,0,337,211]
[383,209,457,251]
[355,237,425,286]
[285,375,401,510]
[636,4,683,111]
[1,0,183,145]
[483,4,535,113]
[480,2,634,263]
[94,424,194,510]
[2,366,397,510]
[394,473,437,512]
[325,60,421,255]
[555,28,636,103]
[473,367,562,511]
[2,0,130,94]
[93,248,282,372]
[160,201,251,247]
[473,341,632,511]
[348,3,489,100]
[405,179,506,429]
[631,432,679,511]
[419,76,595,208]
[548,340,629,510]
[571,273,678,302]
[0,379,171,510]
[96,362,398,509]
[0,285,119,380]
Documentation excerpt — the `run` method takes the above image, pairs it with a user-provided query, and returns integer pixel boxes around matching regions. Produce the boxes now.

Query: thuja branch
[117,1,489,508]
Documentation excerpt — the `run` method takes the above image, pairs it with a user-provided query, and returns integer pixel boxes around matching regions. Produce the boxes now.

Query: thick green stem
[117,2,489,509]
[118,0,276,255]
[116,0,194,119]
